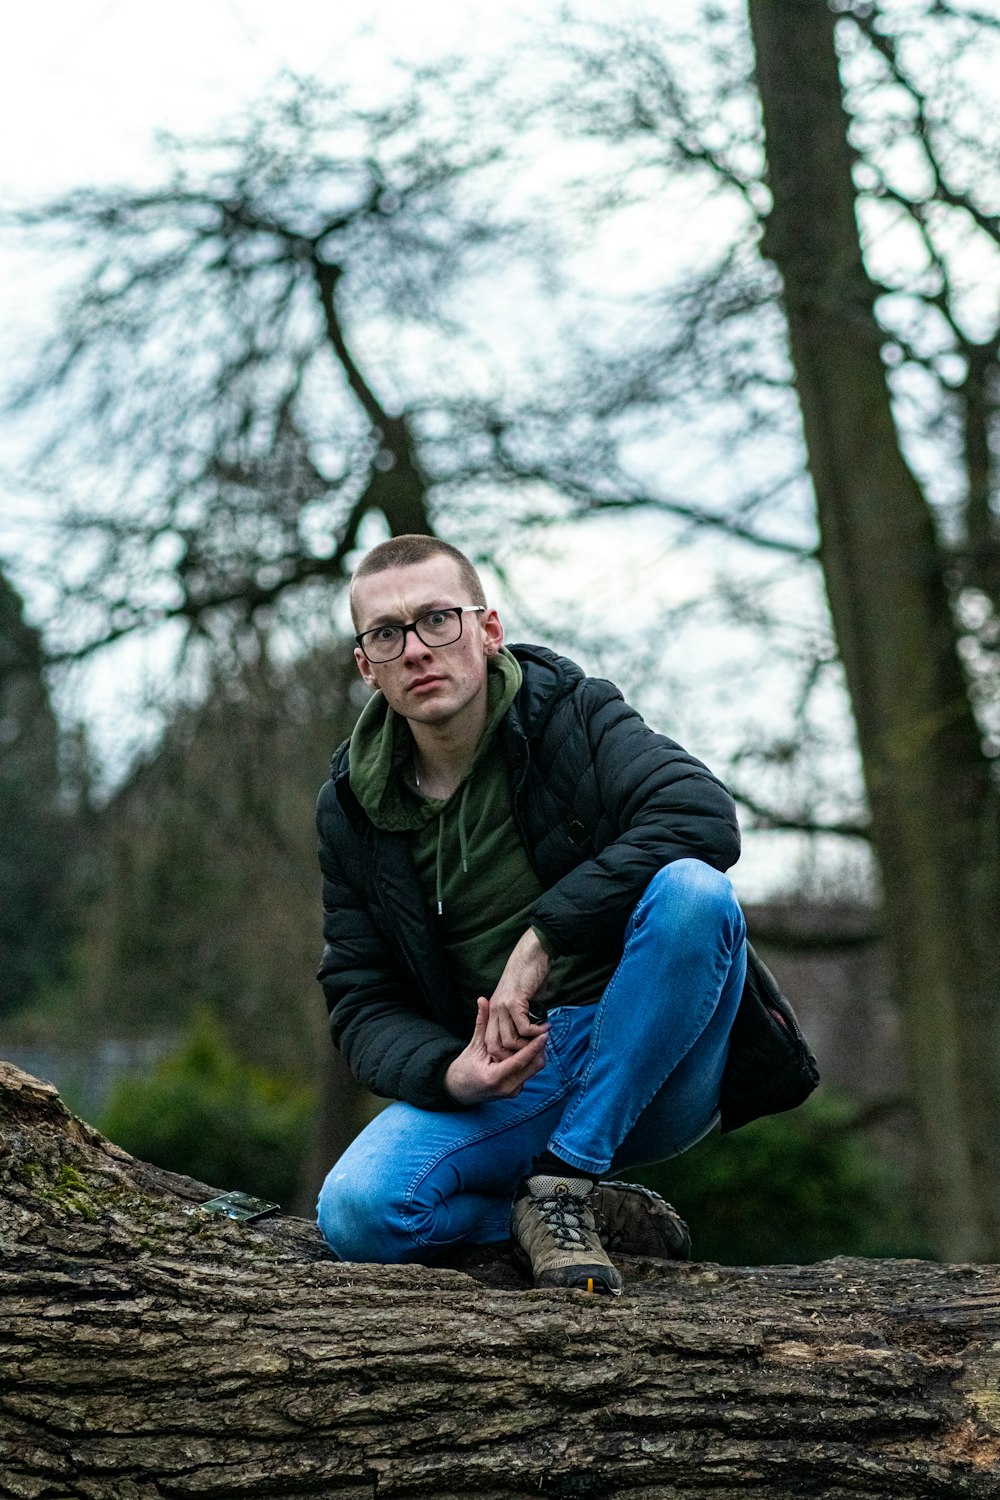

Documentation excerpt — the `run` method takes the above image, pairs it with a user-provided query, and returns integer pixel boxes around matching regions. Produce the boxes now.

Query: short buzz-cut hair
[349,534,487,628]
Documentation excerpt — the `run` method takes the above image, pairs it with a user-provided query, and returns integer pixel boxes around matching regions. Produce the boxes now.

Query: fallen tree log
[2,1058,999,1499]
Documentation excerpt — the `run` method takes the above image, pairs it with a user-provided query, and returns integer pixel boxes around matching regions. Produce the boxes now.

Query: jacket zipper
[507,723,542,880]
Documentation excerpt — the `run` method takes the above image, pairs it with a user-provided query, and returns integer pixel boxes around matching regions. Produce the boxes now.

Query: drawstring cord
[432,780,472,916]
[458,781,471,874]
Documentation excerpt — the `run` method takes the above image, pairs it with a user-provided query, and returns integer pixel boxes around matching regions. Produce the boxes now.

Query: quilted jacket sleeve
[529,678,741,957]
[316,780,465,1110]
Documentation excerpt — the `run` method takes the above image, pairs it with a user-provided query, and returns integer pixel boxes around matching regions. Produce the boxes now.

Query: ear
[354,645,379,689]
[483,608,504,656]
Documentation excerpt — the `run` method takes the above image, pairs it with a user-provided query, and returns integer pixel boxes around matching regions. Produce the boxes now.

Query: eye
[424,610,452,627]
[372,625,401,642]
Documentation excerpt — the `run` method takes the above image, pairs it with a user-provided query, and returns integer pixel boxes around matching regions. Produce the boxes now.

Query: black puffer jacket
[316,643,741,1111]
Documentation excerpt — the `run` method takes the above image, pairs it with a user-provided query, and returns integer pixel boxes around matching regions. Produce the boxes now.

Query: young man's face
[351,555,503,729]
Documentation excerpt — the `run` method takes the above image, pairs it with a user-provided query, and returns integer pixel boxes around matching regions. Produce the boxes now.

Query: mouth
[408,674,447,693]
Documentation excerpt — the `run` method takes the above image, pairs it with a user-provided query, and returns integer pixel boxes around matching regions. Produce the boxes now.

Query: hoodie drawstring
[435,780,472,916]
[458,781,471,874]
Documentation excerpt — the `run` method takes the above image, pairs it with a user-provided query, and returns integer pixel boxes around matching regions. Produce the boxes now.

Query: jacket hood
[347,646,523,832]
[331,642,587,788]
[502,642,583,740]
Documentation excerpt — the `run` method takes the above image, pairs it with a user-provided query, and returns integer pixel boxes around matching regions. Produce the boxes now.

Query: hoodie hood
[348,646,523,833]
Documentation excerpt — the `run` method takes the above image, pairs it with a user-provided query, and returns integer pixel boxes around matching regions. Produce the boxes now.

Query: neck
[409,686,488,800]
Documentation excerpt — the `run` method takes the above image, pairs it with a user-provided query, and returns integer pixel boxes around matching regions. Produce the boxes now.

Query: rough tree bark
[746,0,1000,1261]
[3,1059,1000,1499]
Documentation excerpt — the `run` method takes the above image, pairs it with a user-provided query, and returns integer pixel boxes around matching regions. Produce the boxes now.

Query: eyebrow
[362,601,457,629]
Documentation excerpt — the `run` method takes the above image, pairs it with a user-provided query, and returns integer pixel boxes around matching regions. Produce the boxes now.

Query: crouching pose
[315,535,751,1294]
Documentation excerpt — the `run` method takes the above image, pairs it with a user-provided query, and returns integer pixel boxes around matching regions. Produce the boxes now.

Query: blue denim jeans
[317,858,747,1263]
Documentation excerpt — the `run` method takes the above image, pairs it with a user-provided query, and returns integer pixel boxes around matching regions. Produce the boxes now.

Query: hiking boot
[511,1173,623,1295]
[593,1180,691,1260]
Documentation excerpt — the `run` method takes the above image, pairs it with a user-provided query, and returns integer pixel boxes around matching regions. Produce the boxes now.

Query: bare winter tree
[2,66,815,674]
[748,0,1000,1262]
[5,77,479,662]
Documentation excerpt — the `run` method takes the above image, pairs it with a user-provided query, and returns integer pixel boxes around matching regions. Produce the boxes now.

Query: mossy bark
[3,1059,1000,1498]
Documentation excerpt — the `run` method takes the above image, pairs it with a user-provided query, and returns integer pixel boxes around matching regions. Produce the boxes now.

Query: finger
[497,1004,547,1052]
[485,1024,516,1064]
[519,1035,549,1072]
[483,1003,505,1059]
[473,997,490,1040]
[484,1000,519,1059]
[494,1031,547,1078]
[514,1026,549,1056]
[525,1041,548,1071]
[495,1047,548,1097]
[506,1017,549,1054]
[515,1020,549,1041]
[498,1013,527,1052]
[486,1040,520,1064]
[486,1010,549,1065]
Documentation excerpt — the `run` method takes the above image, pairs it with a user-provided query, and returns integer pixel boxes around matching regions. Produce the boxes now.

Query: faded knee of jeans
[638,858,744,949]
[316,1167,409,1264]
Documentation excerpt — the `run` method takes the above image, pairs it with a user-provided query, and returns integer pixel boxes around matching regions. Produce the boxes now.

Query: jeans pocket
[544,1003,595,1088]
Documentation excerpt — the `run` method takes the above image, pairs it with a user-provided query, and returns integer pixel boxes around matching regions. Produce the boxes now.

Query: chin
[410,700,458,724]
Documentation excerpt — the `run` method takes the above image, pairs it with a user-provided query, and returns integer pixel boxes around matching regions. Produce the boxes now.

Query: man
[315,533,748,1295]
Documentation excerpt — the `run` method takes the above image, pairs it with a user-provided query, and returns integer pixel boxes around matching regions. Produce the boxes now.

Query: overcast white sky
[1,1,536,196]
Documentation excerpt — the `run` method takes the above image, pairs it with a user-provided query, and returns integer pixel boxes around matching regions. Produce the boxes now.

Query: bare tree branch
[731,786,873,841]
[848,6,1000,248]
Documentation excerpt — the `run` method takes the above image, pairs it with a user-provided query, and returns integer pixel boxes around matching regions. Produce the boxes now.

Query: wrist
[435,1050,469,1108]
[529,924,556,960]
[444,1056,475,1105]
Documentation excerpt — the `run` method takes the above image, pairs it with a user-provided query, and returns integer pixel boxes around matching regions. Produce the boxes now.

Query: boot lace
[534,1192,592,1249]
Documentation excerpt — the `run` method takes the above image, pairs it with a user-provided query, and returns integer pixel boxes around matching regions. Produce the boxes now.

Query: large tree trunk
[4,1060,1000,1499]
[746,0,1000,1260]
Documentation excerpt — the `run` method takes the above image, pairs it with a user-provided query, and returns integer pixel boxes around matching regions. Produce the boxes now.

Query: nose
[400,622,432,662]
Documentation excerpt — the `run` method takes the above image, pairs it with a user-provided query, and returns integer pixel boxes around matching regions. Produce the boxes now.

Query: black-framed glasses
[355,605,486,663]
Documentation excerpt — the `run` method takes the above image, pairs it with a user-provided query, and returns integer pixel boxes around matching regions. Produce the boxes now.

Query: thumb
[473,996,490,1038]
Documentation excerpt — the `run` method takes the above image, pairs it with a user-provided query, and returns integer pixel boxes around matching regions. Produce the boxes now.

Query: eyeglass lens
[363,609,464,662]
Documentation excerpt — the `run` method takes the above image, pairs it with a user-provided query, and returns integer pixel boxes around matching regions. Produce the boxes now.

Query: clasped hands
[444,928,552,1105]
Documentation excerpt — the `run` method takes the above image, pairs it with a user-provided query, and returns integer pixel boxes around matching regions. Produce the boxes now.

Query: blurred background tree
[34,640,366,1209]
[1,0,998,1256]
[100,1006,315,1208]
[747,0,1000,1263]
[638,1090,928,1266]
[0,568,71,1017]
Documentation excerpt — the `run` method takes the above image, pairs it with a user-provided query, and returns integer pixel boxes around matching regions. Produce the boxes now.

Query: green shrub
[633,1090,929,1265]
[99,1007,315,1206]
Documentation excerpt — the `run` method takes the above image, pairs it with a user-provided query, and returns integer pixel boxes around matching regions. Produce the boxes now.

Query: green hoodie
[348,649,614,1023]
